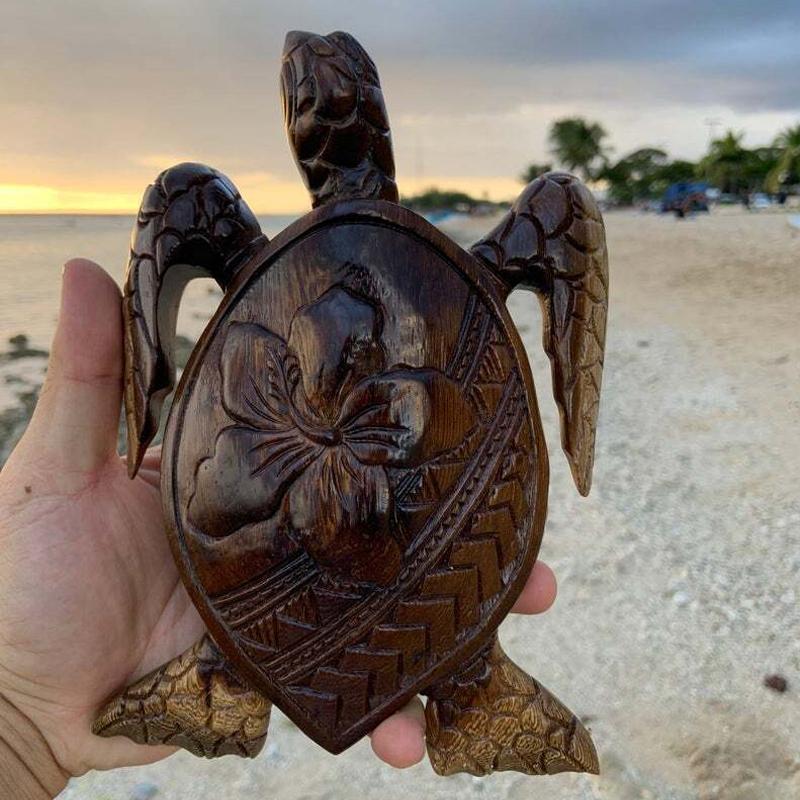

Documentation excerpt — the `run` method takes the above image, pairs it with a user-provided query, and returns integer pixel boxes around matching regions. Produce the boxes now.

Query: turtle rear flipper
[124,162,265,476]
[92,635,271,758]
[424,634,598,776]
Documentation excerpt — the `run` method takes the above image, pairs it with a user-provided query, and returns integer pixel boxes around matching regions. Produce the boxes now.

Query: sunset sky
[2,0,799,214]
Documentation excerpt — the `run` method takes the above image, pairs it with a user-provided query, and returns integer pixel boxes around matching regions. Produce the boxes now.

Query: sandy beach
[2,208,798,799]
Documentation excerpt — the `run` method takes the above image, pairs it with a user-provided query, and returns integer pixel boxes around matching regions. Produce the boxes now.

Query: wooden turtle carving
[93,30,608,777]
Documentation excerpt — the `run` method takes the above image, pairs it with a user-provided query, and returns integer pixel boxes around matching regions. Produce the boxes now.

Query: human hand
[0,259,557,786]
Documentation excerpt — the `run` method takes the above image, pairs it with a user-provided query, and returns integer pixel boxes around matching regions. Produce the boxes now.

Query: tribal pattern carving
[275,385,535,741]
[183,278,540,748]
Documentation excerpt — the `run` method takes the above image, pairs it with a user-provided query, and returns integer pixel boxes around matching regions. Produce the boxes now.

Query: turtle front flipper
[471,172,609,495]
[124,162,266,476]
[92,635,271,758]
[424,633,598,776]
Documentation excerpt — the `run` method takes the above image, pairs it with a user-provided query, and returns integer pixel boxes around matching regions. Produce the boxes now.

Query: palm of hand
[0,448,203,773]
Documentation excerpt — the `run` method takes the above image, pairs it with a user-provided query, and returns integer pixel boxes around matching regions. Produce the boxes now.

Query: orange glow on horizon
[0,175,522,215]
[0,184,141,214]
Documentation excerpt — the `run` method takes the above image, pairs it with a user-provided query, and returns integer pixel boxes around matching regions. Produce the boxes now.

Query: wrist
[0,692,69,799]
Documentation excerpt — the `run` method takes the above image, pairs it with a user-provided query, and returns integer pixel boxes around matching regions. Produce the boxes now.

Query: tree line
[523,117,800,206]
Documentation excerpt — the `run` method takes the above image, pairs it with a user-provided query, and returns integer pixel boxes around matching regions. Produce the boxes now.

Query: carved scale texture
[281,31,398,207]
[123,162,263,475]
[92,635,271,758]
[471,172,609,495]
[425,637,598,776]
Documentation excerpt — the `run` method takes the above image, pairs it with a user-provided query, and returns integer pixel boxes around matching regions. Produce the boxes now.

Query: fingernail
[60,262,72,312]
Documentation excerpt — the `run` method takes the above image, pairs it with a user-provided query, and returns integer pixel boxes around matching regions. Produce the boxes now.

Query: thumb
[22,259,123,479]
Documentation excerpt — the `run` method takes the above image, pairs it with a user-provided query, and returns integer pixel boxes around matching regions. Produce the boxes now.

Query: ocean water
[0,214,296,349]
[0,214,296,416]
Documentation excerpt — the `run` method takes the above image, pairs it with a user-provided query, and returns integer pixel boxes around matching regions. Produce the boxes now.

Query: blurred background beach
[1,205,798,800]
[2,1,800,798]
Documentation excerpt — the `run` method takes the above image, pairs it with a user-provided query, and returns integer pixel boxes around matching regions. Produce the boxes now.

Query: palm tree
[548,118,609,181]
[519,162,553,183]
[599,148,668,205]
[698,131,751,194]
[767,125,800,192]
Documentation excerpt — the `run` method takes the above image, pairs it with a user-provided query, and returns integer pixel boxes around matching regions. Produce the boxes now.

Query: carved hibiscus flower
[189,285,475,586]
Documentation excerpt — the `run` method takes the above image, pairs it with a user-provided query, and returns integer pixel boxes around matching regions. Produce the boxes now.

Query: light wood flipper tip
[425,638,598,776]
[92,635,271,759]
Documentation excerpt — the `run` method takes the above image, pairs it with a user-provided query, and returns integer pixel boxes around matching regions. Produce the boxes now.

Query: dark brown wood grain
[471,172,609,496]
[122,163,266,476]
[281,31,398,207]
[95,28,607,776]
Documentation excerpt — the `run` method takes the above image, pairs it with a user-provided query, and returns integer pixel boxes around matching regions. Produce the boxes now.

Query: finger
[135,467,160,490]
[511,560,557,614]
[80,733,178,772]
[118,445,161,488]
[370,697,426,768]
[138,445,162,472]
[131,446,161,488]
[24,259,122,476]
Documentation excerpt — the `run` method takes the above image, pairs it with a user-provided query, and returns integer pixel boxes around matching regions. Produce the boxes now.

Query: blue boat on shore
[661,182,710,217]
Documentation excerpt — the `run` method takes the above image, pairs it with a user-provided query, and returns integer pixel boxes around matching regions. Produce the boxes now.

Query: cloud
[0,1,798,211]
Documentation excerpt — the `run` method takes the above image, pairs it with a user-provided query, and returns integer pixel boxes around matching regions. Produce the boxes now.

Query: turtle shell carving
[164,201,546,751]
[94,30,608,778]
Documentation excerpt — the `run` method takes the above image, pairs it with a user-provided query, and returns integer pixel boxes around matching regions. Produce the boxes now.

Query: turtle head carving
[281,30,398,207]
